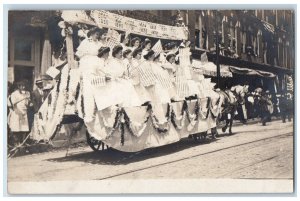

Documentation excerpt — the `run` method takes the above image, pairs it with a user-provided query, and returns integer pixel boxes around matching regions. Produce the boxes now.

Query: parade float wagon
[32,10,221,152]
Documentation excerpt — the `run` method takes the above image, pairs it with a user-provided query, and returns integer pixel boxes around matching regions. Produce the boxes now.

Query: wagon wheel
[86,130,104,152]
[201,131,207,141]
[192,133,201,142]
[192,132,207,142]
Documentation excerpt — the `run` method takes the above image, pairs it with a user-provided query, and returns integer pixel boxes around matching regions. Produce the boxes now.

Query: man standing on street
[258,91,272,126]
[32,78,45,114]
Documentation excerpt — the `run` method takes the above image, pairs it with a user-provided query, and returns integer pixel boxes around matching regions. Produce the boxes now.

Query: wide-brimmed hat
[43,83,53,90]
[143,50,155,60]
[35,78,43,84]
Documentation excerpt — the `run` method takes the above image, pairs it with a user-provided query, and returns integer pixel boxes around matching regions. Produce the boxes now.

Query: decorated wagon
[30,10,221,152]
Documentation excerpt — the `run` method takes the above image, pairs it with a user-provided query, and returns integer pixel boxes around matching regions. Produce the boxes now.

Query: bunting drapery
[229,66,276,78]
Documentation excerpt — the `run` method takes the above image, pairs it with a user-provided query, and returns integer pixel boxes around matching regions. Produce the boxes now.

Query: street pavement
[7,119,294,193]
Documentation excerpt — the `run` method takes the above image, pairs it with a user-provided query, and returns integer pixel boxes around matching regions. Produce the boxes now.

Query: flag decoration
[152,39,163,56]
[175,76,189,98]
[137,64,157,87]
[287,75,293,92]
[155,71,173,89]
[90,75,106,87]
[178,48,191,66]
[104,28,121,49]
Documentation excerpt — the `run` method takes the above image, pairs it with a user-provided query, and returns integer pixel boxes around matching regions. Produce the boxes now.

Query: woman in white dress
[163,53,177,78]
[120,33,130,51]
[8,81,32,145]
[151,54,172,104]
[122,49,133,78]
[130,37,141,52]
[105,45,142,108]
[75,27,105,74]
[141,38,152,61]
[90,46,124,112]
[139,50,165,104]
[162,53,178,100]
[75,27,106,122]
[177,43,200,98]
[130,47,151,105]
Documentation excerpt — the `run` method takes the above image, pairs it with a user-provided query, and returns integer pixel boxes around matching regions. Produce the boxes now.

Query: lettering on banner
[125,19,136,31]
[150,24,156,30]
[169,27,176,38]
[100,18,109,26]
[160,25,167,32]
[115,18,123,29]
[151,30,159,37]
[62,10,188,40]
[140,28,148,34]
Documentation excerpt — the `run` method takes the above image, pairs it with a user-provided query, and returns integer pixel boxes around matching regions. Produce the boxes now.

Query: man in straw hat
[32,77,45,114]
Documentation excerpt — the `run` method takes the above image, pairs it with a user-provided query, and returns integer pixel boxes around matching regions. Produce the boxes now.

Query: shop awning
[192,59,233,78]
[229,66,276,78]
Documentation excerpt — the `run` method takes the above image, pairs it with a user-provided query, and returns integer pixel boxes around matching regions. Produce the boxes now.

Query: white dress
[75,38,104,122]
[76,38,104,74]
[138,60,159,103]
[151,62,172,104]
[8,90,30,132]
[129,59,151,104]
[161,62,177,100]
[101,58,142,108]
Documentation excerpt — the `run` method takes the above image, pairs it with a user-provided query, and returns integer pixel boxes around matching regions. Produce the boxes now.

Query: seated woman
[151,53,172,104]
[105,45,142,108]
[162,53,177,79]
[139,50,170,104]
[120,33,130,51]
[130,37,141,52]
[177,43,200,99]
[129,47,151,105]
[162,53,180,100]
[141,38,152,61]
[79,46,111,122]
[122,49,133,78]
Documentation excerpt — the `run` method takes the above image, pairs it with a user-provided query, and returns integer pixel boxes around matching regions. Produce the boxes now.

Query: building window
[9,35,40,90]
[14,38,34,61]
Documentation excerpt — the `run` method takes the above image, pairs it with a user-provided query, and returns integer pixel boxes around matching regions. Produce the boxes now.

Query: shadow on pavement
[47,137,220,165]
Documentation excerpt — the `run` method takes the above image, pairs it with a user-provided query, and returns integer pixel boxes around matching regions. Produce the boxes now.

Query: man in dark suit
[32,79,45,113]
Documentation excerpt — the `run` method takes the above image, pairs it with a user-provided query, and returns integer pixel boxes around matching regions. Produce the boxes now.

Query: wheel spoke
[96,142,101,150]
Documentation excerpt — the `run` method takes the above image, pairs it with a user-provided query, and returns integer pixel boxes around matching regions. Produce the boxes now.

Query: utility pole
[214,10,221,89]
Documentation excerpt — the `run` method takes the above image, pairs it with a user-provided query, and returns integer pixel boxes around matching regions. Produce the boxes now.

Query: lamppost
[213,10,221,89]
